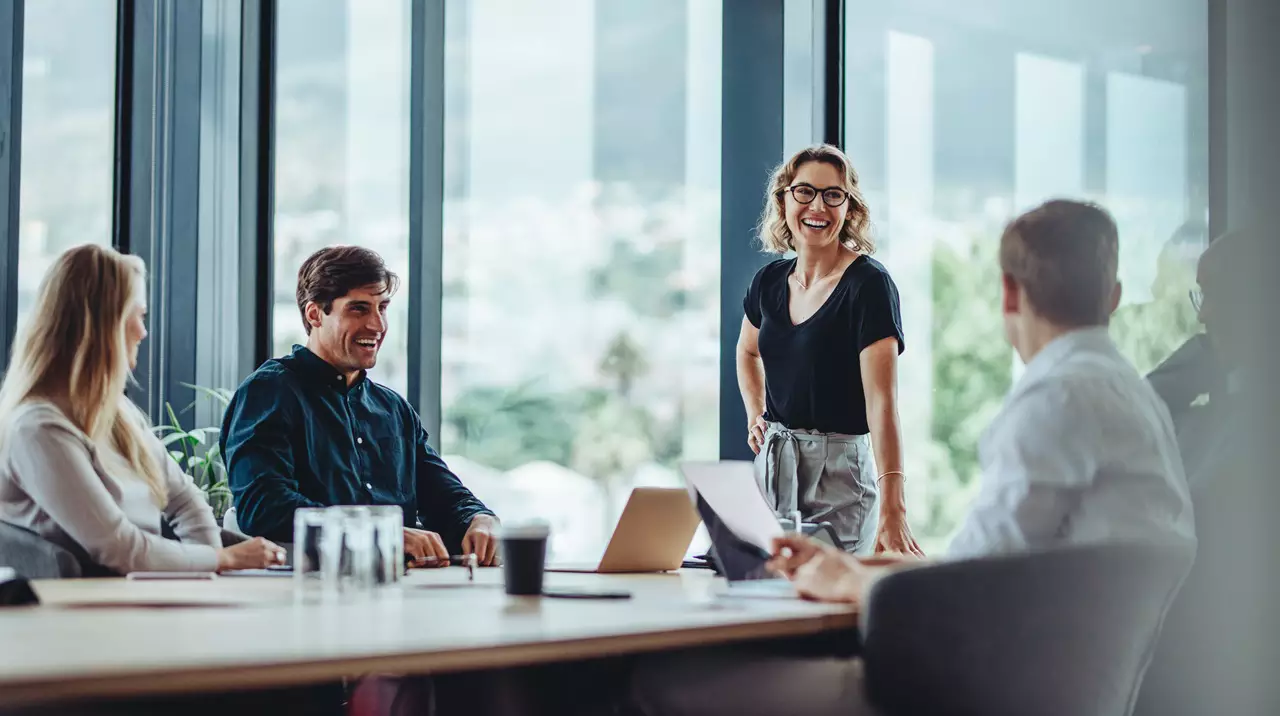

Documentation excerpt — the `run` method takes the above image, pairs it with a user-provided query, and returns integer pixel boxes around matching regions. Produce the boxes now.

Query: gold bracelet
[877,471,905,482]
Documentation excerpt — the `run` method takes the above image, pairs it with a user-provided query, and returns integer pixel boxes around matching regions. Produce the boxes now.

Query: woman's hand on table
[216,537,287,572]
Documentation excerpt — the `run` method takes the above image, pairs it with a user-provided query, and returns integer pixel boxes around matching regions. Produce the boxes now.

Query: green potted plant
[152,384,234,521]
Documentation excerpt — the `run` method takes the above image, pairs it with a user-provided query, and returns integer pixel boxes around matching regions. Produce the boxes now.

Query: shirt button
[356,437,364,445]
[365,483,373,491]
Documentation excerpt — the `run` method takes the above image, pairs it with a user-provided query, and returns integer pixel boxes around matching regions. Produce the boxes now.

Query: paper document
[679,461,783,552]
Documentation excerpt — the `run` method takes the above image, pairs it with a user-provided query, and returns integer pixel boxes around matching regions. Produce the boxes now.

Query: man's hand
[768,534,862,603]
[765,533,825,578]
[403,527,449,566]
[767,534,888,606]
[461,514,500,566]
[792,548,875,604]
[874,508,925,557]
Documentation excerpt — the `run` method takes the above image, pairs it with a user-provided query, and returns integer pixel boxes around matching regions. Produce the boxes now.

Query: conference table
[0,568,857,710]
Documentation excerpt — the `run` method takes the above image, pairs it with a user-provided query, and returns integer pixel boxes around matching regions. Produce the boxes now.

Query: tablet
[541,587,632,600]
[126,572,218,580]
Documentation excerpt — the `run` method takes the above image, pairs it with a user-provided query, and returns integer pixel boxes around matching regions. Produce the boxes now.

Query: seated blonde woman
[0,244,284,574]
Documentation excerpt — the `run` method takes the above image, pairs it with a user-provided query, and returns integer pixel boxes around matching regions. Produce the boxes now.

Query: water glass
[369,505,405,587]
[293,507,334,601]
[331,506,375,596]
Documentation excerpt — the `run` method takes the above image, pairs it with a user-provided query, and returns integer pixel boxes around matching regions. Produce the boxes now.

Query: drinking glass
[334,506,375,596]
[293,507,334,602]
[369,505,404,587]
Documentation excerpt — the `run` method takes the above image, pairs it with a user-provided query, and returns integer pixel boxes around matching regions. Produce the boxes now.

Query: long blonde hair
[0,244,167,505]
[757,144,874,255]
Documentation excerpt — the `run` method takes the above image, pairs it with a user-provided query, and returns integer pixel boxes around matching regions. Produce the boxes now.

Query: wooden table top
[0,568,855,708]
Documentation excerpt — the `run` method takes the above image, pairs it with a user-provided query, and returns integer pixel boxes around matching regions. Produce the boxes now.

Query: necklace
[792,262,842,290]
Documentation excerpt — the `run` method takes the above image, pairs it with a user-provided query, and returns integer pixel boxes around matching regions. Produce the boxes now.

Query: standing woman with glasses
[738,144,922,555]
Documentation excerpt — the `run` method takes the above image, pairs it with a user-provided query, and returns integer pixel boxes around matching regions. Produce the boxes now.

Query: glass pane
[844,1,1209,551]
[17,0,117,316]
[441,0,723,562]
[273,0,410,393]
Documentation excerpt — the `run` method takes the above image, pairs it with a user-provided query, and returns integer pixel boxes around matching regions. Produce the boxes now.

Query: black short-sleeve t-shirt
[744,256,905,435]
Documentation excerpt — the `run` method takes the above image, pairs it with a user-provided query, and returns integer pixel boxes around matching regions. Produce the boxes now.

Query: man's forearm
[842,555,922,605]
[416,443,495,548]
[830,553,897,604]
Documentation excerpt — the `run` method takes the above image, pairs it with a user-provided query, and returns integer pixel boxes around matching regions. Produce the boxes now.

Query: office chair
[861,542,1192,716]
[0,520,83,580]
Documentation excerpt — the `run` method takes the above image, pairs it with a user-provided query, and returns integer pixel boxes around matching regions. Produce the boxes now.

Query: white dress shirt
[948,327,1196,559]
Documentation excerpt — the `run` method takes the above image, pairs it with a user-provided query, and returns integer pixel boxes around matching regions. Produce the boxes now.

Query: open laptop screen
[693,492,776,582]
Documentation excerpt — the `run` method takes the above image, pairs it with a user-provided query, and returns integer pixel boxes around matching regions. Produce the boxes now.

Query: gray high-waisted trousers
[754,421,879,554]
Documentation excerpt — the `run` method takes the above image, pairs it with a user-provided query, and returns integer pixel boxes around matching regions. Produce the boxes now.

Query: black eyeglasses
[777,184,850,207]
[1189,289,1203,312]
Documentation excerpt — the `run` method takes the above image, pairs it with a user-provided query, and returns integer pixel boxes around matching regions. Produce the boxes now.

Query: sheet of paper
[679,461,783,552]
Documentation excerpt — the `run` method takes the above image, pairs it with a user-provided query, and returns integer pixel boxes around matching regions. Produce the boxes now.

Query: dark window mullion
[823,0,844,147]
[0,0,24,370]
[111,0,136,255]
[407,0,446,441]
[241,0,276,374]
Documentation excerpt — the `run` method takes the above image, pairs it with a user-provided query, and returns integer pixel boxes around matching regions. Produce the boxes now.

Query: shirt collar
[290,344,365,391]
[1013,326,1113,396]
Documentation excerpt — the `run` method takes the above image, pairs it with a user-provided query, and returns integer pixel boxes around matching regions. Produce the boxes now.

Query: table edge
[0,610,857,708]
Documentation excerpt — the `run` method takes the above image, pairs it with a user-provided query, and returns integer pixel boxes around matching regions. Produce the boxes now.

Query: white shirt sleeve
[158,440,222,550]
[948,383,1102,559]
[8,420,219,573]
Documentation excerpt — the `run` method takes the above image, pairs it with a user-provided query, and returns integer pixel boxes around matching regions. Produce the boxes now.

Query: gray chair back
[2,518,247,582]
[0,520,83,579]
[861,542,1192,716]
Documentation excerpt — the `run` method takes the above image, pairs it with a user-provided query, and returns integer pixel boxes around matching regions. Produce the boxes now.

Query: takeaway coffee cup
[500,522,550,596]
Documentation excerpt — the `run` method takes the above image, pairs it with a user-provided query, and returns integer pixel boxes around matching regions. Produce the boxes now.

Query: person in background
[738,144,920,556]
[1111,219,1208,376]
[222,246,499,565]
[1148,229,1262,488]
[630,199,1195,716]
[0,244,284,575]
[1132,227,1277,716]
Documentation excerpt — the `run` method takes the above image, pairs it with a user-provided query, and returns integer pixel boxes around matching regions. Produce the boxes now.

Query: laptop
[678,461,799,598]
[546,487,701,574]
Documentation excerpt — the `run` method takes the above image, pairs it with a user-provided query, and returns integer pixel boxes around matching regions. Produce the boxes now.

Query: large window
[844,0,1210,550]
[17,0,117,315]
[439,0,723,561]
[272,0,411,393]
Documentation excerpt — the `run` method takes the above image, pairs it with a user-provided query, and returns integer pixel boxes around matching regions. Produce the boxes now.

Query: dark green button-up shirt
[221,345,493,548]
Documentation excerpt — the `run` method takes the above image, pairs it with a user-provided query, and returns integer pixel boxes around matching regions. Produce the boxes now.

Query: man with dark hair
[627,200,1195,716]
[222,246,498,564]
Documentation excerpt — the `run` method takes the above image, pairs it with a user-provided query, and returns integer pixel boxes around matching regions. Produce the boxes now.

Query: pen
[409,555,467,566]
[409,554,479,581]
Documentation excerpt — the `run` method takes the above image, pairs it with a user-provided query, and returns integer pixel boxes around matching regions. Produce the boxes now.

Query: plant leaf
[164,403,183,431]
[168,450,185,463]
[161,432,192,446]
[181,383,234,410]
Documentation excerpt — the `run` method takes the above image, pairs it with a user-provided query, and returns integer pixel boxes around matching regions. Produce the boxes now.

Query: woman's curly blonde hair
[757,144,874,255]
